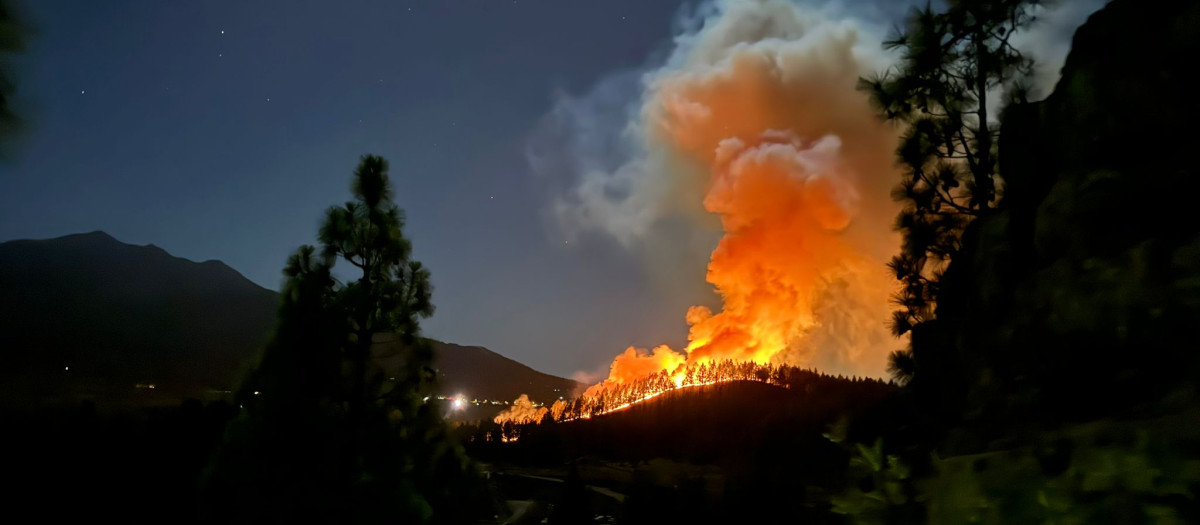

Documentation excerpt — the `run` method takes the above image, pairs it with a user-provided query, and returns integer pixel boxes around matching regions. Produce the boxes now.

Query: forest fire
[492,394,547,426]
[502,2,901,429]
[493,360,883,432]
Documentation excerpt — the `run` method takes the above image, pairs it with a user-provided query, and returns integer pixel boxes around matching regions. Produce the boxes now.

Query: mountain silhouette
[0,231,579,408]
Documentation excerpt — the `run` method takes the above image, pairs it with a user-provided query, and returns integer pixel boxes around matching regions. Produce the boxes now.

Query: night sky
[0,0,1100,379]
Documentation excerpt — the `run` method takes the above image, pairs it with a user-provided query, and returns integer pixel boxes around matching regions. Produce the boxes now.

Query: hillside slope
[481,376,895,462]
[0,231,579,407]
[428,341,579,403]
[0,231,277,405]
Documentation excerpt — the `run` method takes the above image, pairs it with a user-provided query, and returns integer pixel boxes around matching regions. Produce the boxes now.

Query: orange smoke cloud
[685,133,873,365]
[558,0,901,389]
[611,345,687,383]
[493,394,548,426]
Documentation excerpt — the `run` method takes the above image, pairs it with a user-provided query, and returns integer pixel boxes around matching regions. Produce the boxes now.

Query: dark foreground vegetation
[465,378,897,524]
[5,0,1200,523]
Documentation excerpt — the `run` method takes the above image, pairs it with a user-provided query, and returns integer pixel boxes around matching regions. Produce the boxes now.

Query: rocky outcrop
[918,0,1200,425]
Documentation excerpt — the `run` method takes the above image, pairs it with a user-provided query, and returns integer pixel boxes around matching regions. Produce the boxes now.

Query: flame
[584,135,891,394]
[493,394,548,426]
[530,1,900,420]
[555,361,881,423]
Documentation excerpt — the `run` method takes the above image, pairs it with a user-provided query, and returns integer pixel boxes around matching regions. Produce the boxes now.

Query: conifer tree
[858,0,1039,383]
[203,155,482,524]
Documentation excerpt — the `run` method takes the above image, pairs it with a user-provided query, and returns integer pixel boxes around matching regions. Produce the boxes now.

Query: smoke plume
[493,394,549,426]
[545,0,907,387]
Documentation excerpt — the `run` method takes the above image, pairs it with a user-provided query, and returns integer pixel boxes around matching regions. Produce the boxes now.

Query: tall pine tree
[203,155,483,524]
[858,0,1039,384]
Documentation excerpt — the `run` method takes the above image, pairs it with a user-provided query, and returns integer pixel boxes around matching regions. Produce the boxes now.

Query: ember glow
[510,1,902,424]
[492,394,548,426]
[493,361,885,427]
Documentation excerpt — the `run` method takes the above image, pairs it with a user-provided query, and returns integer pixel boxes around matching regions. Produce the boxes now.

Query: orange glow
[493,394,548,426]
[555,361,816,422]
[583,115,893,400]
[523,2,900,424]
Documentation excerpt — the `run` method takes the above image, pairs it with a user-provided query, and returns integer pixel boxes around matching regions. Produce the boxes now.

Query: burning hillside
[499,361,828,424]
[490,361,894,446]
[510,0,902,425]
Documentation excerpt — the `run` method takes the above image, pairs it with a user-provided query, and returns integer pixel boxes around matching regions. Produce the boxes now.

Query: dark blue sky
[0,0,709,379]
[0,0,1095,378]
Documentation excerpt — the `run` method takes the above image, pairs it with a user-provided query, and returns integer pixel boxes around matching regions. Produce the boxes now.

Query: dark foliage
[859,0,1041,386]
[466,376,896,524]
[201,155,487,524]
[830,1,1200,522]
[910,0,1200,438]
[5,399,237,525]
[0,0,25,155]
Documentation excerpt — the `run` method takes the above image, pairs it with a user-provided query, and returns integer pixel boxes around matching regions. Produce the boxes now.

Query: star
[80,90,85,95]
[220,30,225,34]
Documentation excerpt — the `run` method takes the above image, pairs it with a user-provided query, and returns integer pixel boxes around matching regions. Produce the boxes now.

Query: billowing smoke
[523,0,1105,404]
[543,0,904,387]
[493,394,549,426]
[527,0,925,396]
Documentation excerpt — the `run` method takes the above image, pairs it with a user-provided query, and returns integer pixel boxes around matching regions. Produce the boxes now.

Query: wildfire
[512,1,900,426]
[492,394,548,426]
[493,360,878,428]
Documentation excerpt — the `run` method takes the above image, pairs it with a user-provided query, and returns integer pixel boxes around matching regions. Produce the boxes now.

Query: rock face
[915,0,1200,424]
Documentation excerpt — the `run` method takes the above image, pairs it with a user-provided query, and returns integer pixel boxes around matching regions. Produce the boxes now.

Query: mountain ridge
[0,231,579,408]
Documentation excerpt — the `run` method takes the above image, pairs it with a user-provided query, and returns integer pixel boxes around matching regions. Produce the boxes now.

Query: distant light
[422,396,429,403]
[220,30,225,34]
[452,398,465,410]
[64,366,69,371]
[253,391,261,395]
